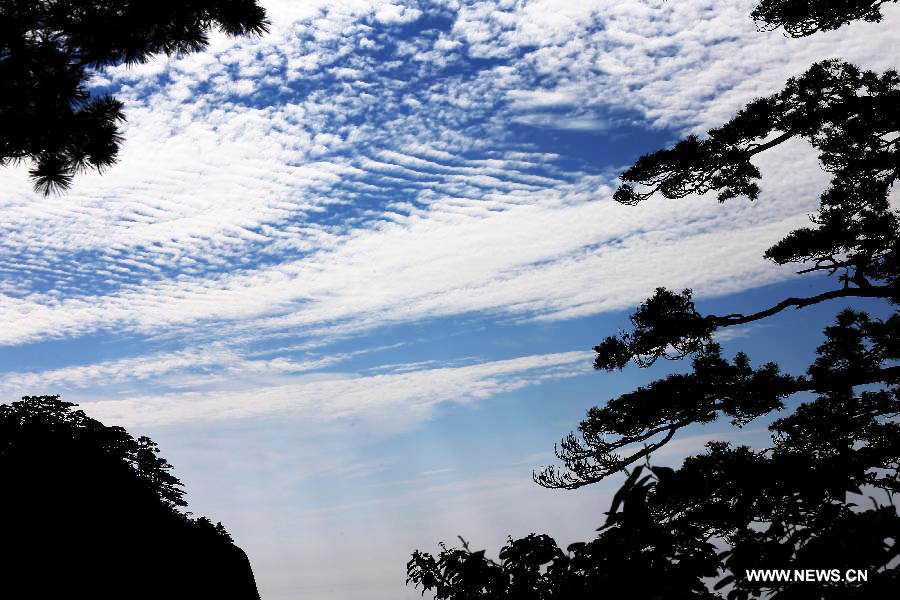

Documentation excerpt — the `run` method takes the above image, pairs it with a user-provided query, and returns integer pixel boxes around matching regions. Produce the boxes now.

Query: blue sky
[1,1,899,598]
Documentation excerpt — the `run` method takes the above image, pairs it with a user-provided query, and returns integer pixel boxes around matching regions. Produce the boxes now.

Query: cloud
[74,350,592,427]
[511,112,608,131]
[0,347,237,393]
[374,3,423,25]
[0,344,382,396]
[0,0,895,387]
[506,89,578,110]
[1,1,894,352]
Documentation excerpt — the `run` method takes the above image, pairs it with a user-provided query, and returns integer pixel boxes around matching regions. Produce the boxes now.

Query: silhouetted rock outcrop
[0,395,261,600]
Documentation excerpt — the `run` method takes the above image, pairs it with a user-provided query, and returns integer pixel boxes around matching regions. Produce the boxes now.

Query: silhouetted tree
[0,395,261,600]
[0,0,268,194]
[751,0,898,36]
[409,3,898,599]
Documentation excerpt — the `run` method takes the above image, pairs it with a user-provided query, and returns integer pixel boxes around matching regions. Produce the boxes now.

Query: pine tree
[408,3,899,598]
[0,0,268,194]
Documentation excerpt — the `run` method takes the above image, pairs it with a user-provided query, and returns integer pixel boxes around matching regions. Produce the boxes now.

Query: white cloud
[0,140,823,348]
[506,89,578,110]
[0,343,386,396]
[511,112,608,131]
[373,3,423,25]
[0,0,893,374]
[76,351,591,427]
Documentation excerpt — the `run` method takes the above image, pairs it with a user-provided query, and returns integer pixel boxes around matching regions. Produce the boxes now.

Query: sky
[1,1,899,598]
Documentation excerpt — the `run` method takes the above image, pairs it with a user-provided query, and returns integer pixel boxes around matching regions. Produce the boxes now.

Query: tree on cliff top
[0,395,261,600]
